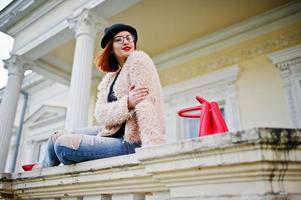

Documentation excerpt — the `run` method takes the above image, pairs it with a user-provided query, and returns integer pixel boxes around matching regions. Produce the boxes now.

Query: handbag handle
[178,105,202,118]
[178,96,210,118]
[178,96,228,136]
[196,96,209,104]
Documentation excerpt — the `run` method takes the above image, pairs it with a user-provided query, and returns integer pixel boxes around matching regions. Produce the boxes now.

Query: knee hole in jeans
[54,134,83,150]
[51,131,65,143]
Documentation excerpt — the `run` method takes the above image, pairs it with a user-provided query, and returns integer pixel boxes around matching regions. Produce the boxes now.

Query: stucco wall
[159,22,301,131]
[237,56,291,129]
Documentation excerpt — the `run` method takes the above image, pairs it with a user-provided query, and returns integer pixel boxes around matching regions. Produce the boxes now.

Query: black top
[107,70,125,138]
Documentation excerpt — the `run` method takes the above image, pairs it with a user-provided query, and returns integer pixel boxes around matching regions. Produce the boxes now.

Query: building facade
[0,0,301,199]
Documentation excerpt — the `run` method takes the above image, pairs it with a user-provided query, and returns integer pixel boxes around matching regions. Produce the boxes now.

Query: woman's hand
[128,84,149,109]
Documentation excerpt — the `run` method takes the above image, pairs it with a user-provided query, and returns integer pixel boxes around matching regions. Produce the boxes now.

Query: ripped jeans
[42,126,141,167]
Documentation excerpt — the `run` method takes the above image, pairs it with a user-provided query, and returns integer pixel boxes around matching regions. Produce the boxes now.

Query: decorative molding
[160,27,301,86]
[276,57,301,71]
[154,0,301,70]
[269,44,301,70]
[268,45,301,128]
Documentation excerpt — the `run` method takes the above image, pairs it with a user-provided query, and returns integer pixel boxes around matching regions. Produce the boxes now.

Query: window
[163,65,240,143]
[22,105,66,165]
[183,118,199,139]
[36,140,48,163]
[182,102,225,139]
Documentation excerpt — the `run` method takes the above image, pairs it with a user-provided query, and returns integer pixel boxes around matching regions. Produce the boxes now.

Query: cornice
[268,44,301,70]
[0,0,50,34]
[276,57,301,71]
[154,0,301,70]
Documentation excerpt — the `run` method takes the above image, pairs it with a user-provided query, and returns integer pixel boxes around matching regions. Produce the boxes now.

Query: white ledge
[1,127,301,199]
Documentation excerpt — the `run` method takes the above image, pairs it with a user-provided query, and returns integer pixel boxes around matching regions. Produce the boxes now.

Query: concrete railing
[1,128,301,200]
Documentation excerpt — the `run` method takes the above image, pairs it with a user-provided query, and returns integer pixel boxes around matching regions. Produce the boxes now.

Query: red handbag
[178,96,228,137]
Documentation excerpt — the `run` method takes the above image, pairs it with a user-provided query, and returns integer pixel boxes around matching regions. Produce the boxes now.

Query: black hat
[101,23,138,48]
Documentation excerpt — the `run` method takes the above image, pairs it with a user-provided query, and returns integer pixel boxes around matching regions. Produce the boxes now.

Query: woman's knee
[51,130,65,143]
[54,134,83,150]
[53,134,83,164]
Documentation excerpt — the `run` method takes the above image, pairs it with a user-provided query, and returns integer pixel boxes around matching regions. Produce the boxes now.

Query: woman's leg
[42,127,101,167]
[42,131,63,167]
[54,134,141,165]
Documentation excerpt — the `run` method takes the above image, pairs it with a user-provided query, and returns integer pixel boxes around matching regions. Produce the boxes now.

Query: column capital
[3,54,33,76]
[68,9,107,38]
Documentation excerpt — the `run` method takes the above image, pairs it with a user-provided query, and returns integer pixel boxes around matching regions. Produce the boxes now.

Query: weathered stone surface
[1,128,300,199]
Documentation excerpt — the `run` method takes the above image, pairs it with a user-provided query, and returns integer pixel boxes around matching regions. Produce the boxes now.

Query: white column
[66,9,106,129]
[0,55,31,172]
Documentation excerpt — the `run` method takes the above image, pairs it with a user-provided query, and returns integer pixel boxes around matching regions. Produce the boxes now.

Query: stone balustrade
[1,127,301,200]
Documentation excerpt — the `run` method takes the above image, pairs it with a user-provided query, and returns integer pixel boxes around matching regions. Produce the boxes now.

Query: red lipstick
[122,46,131,51]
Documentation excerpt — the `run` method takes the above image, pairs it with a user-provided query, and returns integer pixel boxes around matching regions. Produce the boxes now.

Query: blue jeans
[42,126,141,167]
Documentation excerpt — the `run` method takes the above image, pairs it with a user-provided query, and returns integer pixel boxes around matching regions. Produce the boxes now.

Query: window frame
[269,45,301,128]
[163,65,241,142]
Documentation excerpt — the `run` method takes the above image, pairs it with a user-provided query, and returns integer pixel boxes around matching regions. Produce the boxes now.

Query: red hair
[95,40,119,72]
[95,38,137,72]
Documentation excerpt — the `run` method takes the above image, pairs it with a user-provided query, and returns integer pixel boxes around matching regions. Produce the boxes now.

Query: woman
[22,23,165,170]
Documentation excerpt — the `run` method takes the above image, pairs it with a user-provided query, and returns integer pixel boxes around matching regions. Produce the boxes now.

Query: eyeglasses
[113,35,135,44]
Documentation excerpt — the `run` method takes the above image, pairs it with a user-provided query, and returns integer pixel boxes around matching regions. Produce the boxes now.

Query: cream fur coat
[94,51,165,146]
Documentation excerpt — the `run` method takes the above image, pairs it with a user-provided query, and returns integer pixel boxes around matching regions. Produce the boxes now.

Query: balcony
[1,127,301,200]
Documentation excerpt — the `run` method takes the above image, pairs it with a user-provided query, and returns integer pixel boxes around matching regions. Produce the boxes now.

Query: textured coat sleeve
[127,51,165,146]
[94,75,131,127]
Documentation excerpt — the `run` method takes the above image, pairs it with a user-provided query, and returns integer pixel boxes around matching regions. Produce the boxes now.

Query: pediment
[33,112,57,123]
[25,105,66,128]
